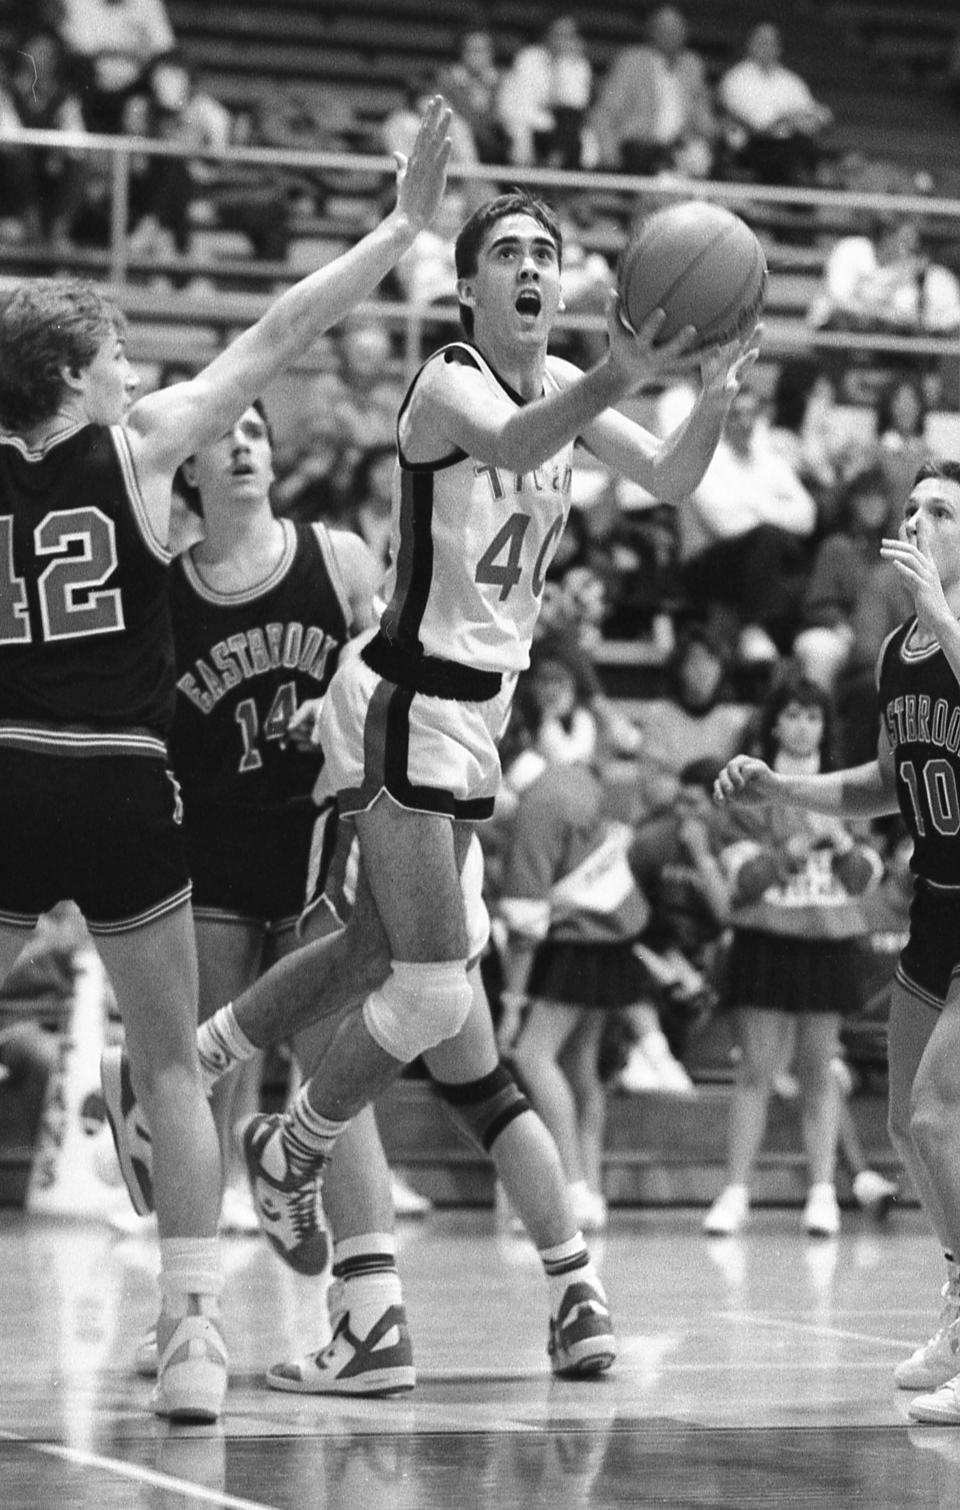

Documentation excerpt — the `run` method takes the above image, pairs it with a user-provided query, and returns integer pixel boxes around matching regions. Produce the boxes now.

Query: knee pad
[461,834,490,966]
[363,959,472,1063]
[434,1063,530,1153]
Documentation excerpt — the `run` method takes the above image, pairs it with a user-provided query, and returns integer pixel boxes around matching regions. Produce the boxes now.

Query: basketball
[617,202,767,350]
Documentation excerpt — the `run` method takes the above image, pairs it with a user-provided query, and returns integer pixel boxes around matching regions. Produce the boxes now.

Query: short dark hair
[0,278,125,431]
[174,397,273,518]
[454,190,563,336]
[914,457,960,490]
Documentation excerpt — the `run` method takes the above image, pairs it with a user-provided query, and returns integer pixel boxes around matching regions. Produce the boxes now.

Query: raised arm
[127,98,451,488]
[577,329,760,502]
[405,295,701,474]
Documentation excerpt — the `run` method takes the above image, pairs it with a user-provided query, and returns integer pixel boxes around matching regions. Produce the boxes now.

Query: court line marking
[716,1311,910,1348]
[0,1428,277,1510]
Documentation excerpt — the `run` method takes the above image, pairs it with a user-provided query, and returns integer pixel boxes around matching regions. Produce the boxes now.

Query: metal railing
[4,125,960,386]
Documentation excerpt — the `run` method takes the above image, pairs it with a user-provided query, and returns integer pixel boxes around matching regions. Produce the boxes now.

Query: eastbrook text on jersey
[883,693,960,751]
[177,621,338,714]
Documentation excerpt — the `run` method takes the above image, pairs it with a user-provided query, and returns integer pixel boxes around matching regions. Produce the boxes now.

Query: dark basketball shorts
[0,742,190,935]
[185,796,330,933]
[896,879,960,1010]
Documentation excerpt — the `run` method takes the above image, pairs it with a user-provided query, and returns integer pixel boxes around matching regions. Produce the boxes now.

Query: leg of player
[98,908,227,1422]
[194,916,266,1234]
[197,869,391,1086]
[236,801,473,1273]
[263,898,414,1397]
[895,982,960,1412]
[889,982,959,1392]
[426,966,617,1377]
[266,1098,415,1397]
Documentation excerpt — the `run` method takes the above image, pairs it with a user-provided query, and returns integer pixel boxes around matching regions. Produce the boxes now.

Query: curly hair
[454,189,563,337]
[0,278,125,432]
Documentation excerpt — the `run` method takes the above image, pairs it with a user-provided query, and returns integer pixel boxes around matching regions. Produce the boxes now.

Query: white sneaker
[618,1042,661,1093]
[266,1283,415,1396]
[803,1183,840,1238]
[852,1169,897,1220]
[151,1299,227,1422]
[641,1032,696,1097]
[390,1172,432,1218]
[220,1182,260,1236]
[909,1371,960,1424]
[703,1185,749,1236]
[568,1182,608,1234]
[895,1268,960,1390]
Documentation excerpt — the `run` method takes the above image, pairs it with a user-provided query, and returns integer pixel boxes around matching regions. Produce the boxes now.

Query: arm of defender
[715,736,898,820]
[126,98,451,515]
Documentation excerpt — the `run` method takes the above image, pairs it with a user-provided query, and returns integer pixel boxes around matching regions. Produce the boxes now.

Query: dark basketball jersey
[168,519,350,813]
[878,617,960,889]
[0,422,175,735]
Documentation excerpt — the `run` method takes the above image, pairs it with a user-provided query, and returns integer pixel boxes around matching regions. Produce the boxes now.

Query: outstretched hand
[393,94,452,234]
[699,322,763,395]
[880,528,951,636]
[713,754,778,806]
[605,290,701,389]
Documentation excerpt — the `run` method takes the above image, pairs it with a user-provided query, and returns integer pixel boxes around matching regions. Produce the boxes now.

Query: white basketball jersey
[380,342,575,675]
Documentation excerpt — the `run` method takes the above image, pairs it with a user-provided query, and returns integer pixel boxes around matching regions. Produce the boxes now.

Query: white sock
[197,1003,257,1093]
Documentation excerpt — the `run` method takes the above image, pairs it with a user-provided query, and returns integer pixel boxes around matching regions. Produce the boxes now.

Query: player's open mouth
[231,462,255,476]
[515,290,541,317]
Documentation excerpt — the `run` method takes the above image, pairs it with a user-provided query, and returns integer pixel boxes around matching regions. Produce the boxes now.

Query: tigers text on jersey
[879,616,960,889]
[0,422,175,736]
[380,342,575,675]
[168,519,350,811]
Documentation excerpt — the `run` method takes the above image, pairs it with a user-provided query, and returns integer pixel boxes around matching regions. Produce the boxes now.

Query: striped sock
[331,1232,403,1338]
[539,1233,605,1312]
[281,1084,347,1177]
[197,1003,257,1093]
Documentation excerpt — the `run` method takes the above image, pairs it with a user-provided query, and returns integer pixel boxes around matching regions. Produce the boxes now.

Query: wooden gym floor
[2,1203,960,1508]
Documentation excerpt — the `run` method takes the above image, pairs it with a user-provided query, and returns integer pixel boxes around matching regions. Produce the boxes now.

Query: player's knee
[362,959,472,1063]
[433,1063,530,1153]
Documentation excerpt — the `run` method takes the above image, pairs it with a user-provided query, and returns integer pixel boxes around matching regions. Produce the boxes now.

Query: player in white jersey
[110,189,760,1369]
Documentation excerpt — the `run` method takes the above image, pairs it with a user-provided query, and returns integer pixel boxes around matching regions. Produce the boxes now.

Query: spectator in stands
[0,29,88,248]
[341,442,395,575]
[589,5,717,178]
[768,359,868,525]
[704,673,883,1237]
[808,211,960,335]
[792,463,893,692]
[632,624,753,813]
[383,81,479,194]
[57,0,175,134]
[203,100,296,264]
[271,409,349,528]
[873,371,935,513]
[718,22,833,187]
[498,657,654,1231]
[624,754,734,1091]
[676,380,818,663]
[123,51,232,264]
[435,22,511,166]
[310,310,405,459]
[498,14,594,170]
